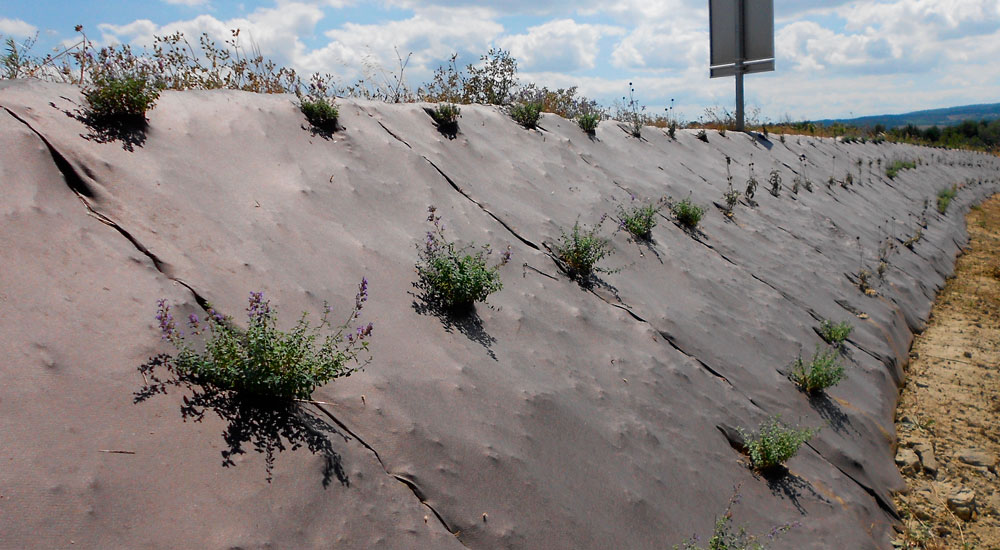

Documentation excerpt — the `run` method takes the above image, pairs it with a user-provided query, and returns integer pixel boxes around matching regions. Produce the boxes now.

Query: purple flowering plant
[153,281,372,400]
[416,206,511,310]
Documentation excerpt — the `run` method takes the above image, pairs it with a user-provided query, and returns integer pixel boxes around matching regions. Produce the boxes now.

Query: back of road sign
[709,0,774,78]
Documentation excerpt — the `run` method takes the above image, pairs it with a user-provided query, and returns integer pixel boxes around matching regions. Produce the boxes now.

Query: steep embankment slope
[1,80,997,549]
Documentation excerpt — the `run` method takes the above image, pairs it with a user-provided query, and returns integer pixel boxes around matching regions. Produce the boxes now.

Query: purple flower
[155,299,178,340]
[247,291,270,320]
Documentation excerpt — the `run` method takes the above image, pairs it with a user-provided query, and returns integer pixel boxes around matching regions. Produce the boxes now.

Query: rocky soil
[894,194,1000,549]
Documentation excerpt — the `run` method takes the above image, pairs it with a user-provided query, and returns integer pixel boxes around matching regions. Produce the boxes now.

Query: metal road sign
[709,0,774,130]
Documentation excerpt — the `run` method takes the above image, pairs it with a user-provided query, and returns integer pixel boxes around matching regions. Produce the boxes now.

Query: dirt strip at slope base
[894,193,1000,550]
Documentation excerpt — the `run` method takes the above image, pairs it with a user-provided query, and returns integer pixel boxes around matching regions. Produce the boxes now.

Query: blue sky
[3,0,999,122]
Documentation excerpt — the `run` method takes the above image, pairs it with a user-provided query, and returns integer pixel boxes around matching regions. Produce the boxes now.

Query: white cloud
[498,19,624,72]
[0,17,37,38]
[162,0,211,6]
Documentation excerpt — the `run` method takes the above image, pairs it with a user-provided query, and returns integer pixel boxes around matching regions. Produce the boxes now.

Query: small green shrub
[886,159,916,179]
[510,102,542,129]
[83,74,161,122]
[791,347,846,393]
[672,197,706,229]
[937,186,957,213]
[416,206,511,310]
[577,112,600,134]
[738,416,816,472]
[300,96,338,132]
[153,286,372,400]
[818,319,853,346]
[617,199,663,240]
[431,102,461,125]
[555,217,613,280]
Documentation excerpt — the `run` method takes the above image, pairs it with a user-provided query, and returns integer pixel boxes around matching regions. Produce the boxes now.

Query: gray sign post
[709,0,774,131]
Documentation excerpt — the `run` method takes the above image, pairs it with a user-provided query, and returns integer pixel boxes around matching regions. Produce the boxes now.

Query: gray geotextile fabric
[1,80,997,549]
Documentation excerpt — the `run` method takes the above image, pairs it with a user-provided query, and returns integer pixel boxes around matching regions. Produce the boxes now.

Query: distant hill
[816,103,1000,129]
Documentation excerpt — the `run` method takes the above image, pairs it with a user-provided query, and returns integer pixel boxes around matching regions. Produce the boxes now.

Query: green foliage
[154,287,372,400]
[555,217,613,280]
[674,489,793,550]
[818,319,853,346]
[83,73,162,122]
[510,101,542,129]
[3,34,37,79]
[299,95,338,131]
[738,416,816,472]
[885,159,916,179]
[672,197,706,229]
[431,102,461,125]
[722,188,741,216]
[937,186,957,213]
[791,347,846,393]
[416,206,511,310]
[617,199,663,240]
[577,111,601,134]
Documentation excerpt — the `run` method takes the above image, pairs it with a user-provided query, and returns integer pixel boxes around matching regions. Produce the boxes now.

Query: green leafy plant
[617,198,665,240]
[416,206,511,311]
[767,170,781,197]
[886,159,916,179]
[937,186,957,213]
[152,286,372,401]
[510,101,542,129]
[672,197,706,229]
[83,73,161,122]
[791,347,846,393]
[738,416,816,472]
[555,216,613,280]
[299,95,338,132]
[431,102,461,125]
[577,111,601,135]
[818,319,853,346]
[619,81,644,138]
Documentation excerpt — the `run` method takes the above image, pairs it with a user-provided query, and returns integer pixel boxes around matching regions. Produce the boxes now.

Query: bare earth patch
[893,194,1000,549]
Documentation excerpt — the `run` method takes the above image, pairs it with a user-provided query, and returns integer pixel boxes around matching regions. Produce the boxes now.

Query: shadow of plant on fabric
[136,356,349,487]
[136,286,373,485]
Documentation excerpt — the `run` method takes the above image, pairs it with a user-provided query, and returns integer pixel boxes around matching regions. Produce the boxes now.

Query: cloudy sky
[3,0,999,122]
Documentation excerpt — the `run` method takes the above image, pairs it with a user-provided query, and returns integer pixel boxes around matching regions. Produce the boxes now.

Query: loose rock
[912,440,939,477]
[957,448,997,470]
[947,486,977,521]
[896,448,921,476]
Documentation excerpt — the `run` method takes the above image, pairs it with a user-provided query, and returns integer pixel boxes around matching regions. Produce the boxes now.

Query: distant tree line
[887,119,1000,150]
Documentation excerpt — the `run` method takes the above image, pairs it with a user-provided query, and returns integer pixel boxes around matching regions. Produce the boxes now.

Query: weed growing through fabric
[886,159,916,179]
[672,197,706,229]
[577,111,601,135]
[83,72,162,123]
[510,102,542,129]
[721,155,740,217]
[297,74,338,132]
[416,206,511,311]
[818,320,853,346]
[744,162,757,202]
[696,129,709,142]
[150,286,373,401]
[555,216,613,281]
[620,81,644,138]
[791,347,846,393]
[937,186,957,213]
[904,228,923,250]
[767,169,781,198]
[674,487,796,550]
[617,197,666,241]
[431,102,461,125]
[738,416,816,472]
[858,268,876,296]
